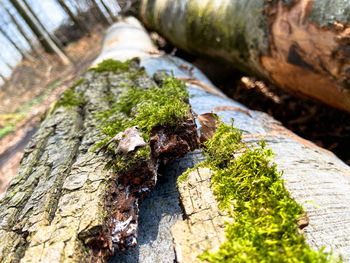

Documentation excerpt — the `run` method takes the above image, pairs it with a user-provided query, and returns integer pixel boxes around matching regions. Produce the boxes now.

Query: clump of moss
[180,120,337,262]
[92,68,189,171]
[53,88,86,112]
[129,70,146,80]
[72,77,84,88]
[88,59,131,73]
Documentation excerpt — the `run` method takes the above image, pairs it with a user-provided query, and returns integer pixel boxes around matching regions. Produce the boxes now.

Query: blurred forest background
[0,0,120,192]
[0,0,349,195]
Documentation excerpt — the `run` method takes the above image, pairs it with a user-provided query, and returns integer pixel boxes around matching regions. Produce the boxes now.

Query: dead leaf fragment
[96,132,124,153]
[297,213,310,229]
[116,126,147,154]
[97,126,147,154]
[178,77,227,98]
[198,113,221,143]
[213,105,252,117]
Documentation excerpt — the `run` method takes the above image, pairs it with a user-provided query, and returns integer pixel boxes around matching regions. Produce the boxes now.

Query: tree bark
[8,0,70,65]
[129,0,350,113]
[1,17,350,263]
[56,0,91,36]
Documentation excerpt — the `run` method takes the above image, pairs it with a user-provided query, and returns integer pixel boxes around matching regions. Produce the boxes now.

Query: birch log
[129,0,350,113]
[1,17,350,263]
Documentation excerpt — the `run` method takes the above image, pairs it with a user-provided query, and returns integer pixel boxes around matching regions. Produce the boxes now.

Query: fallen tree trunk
[0,26,199,262]
[129,0,350,113]
[1,16,350,263]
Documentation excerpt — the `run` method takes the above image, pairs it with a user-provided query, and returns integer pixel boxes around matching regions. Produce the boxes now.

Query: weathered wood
[1,16,350,263]
[129,0,350,113]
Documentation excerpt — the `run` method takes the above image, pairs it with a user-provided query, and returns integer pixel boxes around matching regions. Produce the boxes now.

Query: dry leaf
[116,126,147,154]
[198,113,221,143]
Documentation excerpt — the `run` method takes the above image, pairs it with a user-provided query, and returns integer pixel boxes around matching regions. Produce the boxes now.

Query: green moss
[129,70,146,80]
[177,163,203,186]
[88,59,131,73]
[53,88,86,112]
[113,145,152,171]
[72,77,84,88]
[0,125,14,139]
[92,64,189,172]
[182,120,338,262]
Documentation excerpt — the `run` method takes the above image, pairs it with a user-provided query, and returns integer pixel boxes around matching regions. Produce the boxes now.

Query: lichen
[180,119,338,262]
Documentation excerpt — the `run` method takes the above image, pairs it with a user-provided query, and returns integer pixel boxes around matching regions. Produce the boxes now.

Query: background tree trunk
[129,0,350,113]
[8,0,70,65]
[1,3,42,59]
[56,0,90,36]
[0,26,29,60]
[21,0,66,51]
[100,0,117,22]
[91,0,112,25]
[0,72,6,82]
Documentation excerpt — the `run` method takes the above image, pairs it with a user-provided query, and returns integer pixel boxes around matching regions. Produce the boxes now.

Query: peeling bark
[130,0,350,112]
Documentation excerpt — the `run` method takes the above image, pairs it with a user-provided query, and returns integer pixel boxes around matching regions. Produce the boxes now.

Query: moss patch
[180,120,338,262]
[71,77,84,88]
[91,62,189,171]
[88,59,132,73]
[53,88,86,112]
